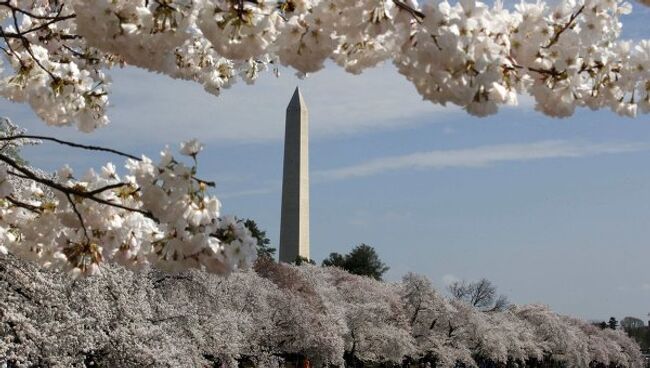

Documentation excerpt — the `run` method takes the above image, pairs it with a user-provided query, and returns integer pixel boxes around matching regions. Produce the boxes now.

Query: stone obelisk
[279,87,310,263]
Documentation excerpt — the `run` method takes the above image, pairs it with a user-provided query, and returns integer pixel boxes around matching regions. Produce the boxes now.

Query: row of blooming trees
[0,255,644,367]
[0,0,649,275]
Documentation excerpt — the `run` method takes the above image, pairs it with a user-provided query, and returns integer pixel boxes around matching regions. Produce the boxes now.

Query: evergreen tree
[608,317,619,330]
[322,244,389,281]
[243,219,276,259]
[294,256,315,266]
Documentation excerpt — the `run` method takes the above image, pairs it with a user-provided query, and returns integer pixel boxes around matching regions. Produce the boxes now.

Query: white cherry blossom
[0,0,647,131]
[0,130,256,276]
[180,138,204,157]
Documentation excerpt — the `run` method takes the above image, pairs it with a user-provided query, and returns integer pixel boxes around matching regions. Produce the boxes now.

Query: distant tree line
[245,219,649,358]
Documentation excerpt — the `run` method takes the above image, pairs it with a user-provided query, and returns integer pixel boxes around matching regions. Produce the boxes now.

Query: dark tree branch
[0,25,24,63]
[392,0,425,20]
[0,135,215,187]
[0,2,75,21]
[85,182,131,196]
[7,169,31,180]
[0,152,156,221]
[65,192,90,241]
[11,9,59,81]
[5,196,41,213]
[543,5,585,49]
[0,135,140,161]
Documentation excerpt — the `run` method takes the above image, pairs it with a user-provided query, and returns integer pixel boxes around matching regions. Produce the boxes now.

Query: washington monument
[279,87,310,263]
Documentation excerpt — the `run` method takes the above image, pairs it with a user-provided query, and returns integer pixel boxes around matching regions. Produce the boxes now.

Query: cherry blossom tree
[401,273,477,367]
[0,0,649,274]
[447,278,510,312]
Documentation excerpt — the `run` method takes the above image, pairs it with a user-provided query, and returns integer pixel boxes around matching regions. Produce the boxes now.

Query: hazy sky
[2,3,649,322]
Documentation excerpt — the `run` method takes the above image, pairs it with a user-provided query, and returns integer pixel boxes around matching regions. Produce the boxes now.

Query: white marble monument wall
[279,87,310,263]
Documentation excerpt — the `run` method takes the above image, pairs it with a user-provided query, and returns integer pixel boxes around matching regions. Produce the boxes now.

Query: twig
[65,192,90,241]
[0,2,75,21]
[0,135,215,187]
[85,182,131,196]
[11,9,59,81]
[0,152,156,221]
[392,0,425,20]
[5,196,41,213]
[0,135,140,161]
[543,5,585,49]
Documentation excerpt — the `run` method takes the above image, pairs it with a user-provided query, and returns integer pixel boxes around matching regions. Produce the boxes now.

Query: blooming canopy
[0,0,649,132]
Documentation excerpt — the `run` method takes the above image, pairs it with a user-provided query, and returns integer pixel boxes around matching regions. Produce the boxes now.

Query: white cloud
[215,140,650,198]
[218,186,278,199]
[60,62,455,147]
[314,140,650,181]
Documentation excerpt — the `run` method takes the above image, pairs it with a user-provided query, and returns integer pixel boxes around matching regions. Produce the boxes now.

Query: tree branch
[0,2,75,21]
[85,182,132,196]
[0,152,156,221]
[392,0,425,21]
[543,5,585,49]
[5,196,41,213]
[65,192,90,242]
[0,135,140,161]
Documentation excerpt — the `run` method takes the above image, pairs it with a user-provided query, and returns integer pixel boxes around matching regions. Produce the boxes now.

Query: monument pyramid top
[287,86,308,112]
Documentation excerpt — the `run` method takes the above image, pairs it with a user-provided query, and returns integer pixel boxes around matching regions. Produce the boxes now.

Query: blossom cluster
[0,137,257,276]
[1,0,649,131]
[0,2,110,132]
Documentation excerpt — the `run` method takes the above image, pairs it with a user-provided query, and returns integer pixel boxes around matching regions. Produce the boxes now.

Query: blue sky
[2,3,650,322]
